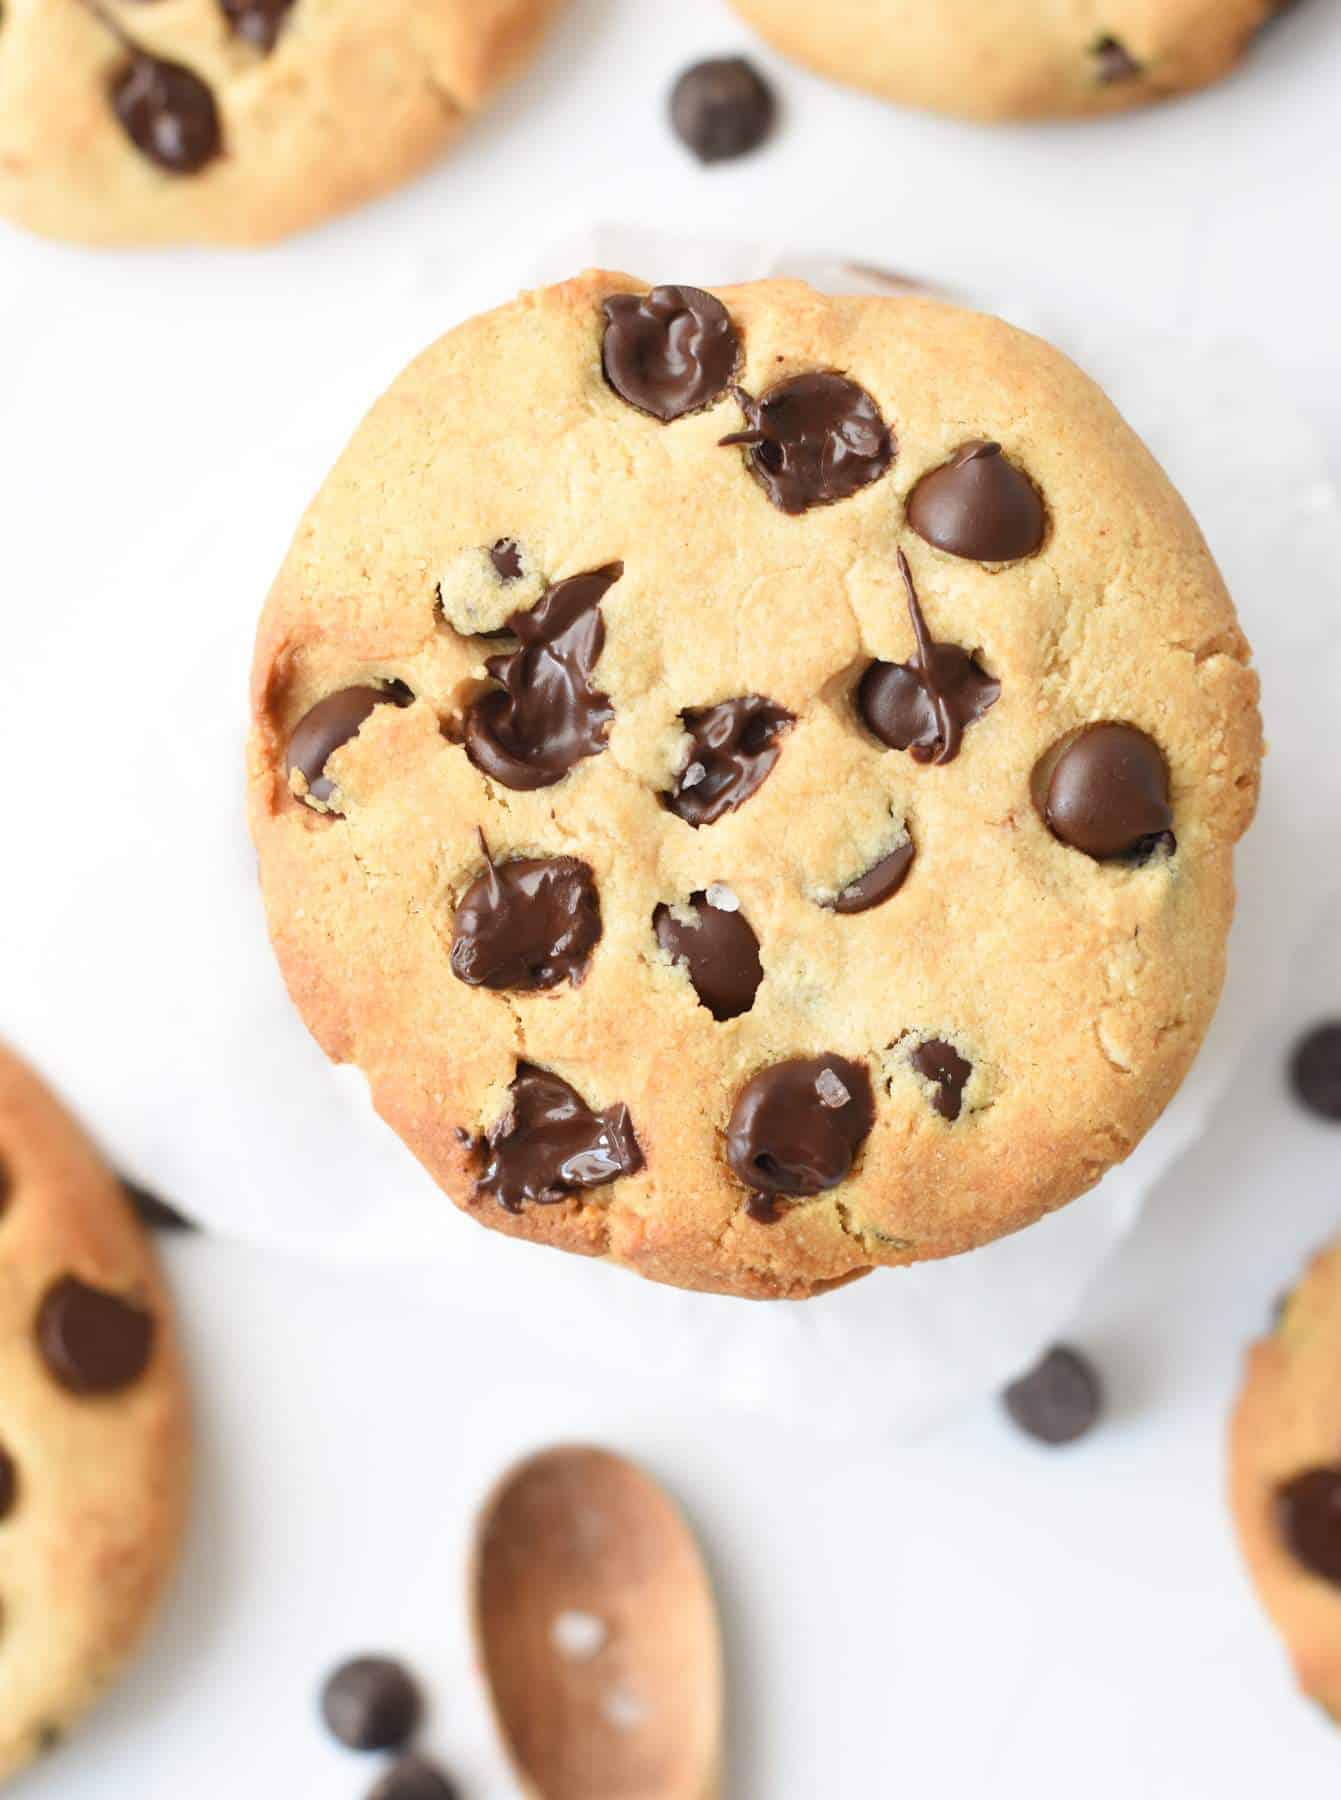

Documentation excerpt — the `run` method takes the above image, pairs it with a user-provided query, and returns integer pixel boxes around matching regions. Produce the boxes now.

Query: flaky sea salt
[551,1610,608,1661]
[680,762,707,790]
[815,1067,850,1109]
[602,1682,648,1733]
[704,882,739,912]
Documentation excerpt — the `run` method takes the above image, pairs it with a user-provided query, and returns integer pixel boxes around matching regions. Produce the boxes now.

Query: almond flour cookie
[728,0,1290,122]
[0,0,565,247]
[247,271,1261,1300]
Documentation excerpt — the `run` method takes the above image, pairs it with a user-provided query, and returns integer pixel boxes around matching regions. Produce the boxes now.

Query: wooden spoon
[472,1445,723,1800]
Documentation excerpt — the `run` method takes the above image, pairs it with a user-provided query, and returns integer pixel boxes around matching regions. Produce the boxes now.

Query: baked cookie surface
[247,271,1260,1300]
[0,0,564,246]
[728,0,1287,121]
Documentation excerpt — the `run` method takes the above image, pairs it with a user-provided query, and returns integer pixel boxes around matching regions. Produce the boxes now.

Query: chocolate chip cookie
[247,271,1261,1300]
[728,0,1290,121]
[0,1041,190,1782]
[0,0,566,246]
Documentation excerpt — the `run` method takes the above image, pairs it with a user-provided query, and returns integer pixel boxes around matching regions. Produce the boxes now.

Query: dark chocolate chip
[36,1276,154,1395]
[1290,1024,1341,1122]
[220,0,294,51]
[601,286,740,422]
[450,846,601,992]
[0,1442,17,1521]
[654,891,762,1021]
[463,567,621,790]
[664,696,794,827]
[721,374,893,514]
[1276,1466,1341,1585]
[477,1064,643,1213]
[727,1056,875,1200]
[320,1657,421,1753]
[669,56,775,163]
[827,840,915,914]
[1003,1346,1103,1445]
[111,52,222,174]
[907,441,1046,564]
[1035,722,1174,862]
[286,684,410,813]
[490,538,524,581]
[368,1757,461,1800]
[1092,34,1143,83]
[121,1178,196,1233]
[909,1038,972,1121]
[858,551,999,765]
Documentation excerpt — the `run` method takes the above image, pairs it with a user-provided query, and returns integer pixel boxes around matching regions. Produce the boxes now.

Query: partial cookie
[728,0,1290,122]
[0,1042,190,1783]
[0,0,566,246]
[247,271,1260,1300]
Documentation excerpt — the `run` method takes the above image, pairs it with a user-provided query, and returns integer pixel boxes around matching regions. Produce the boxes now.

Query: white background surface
[3,0,1341,1794]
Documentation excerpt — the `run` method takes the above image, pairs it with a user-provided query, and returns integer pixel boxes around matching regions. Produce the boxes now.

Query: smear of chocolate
[450,842,601,992]
[601,286,740,421]
[664,696,794,826]
[721,374,893,513]
[477,1065,642,1212]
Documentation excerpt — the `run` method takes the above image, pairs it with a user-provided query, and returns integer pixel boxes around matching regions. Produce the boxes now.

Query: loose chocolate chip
[0,1443,17,1521]
[121,1178,196,1232]
[111,53,222,174]
[654,891,763,1021]
[1290,1024,1341,1122]
[1035,722,1174,862]
[858,551,999,765]
[1277,1467,1341,1585]
[320,1657,421,1753]
[368,1758,461,1800]
[478,1064,643,1213]
[464,567,621,790]
[490,538,524,581]
[907,441,1046,564]
[910,1038,972,1122]
[36,1276,154,1395]
[450,846,601,992]
[1092,34,1143,83]
[286,684,410,813]
[220,0,295,51]
[827,841,915,914]
[601,286,740,422]
[727,1056,875,1200]
[721,374,893,514]
[1003,1346,1103,1445]
[669,56,775,163]
[664,696,794,827]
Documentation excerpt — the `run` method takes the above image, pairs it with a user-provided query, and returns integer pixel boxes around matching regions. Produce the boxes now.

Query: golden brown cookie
[247,271,1261,1300]
[0,0,566,247]
[0,1042,190,1783]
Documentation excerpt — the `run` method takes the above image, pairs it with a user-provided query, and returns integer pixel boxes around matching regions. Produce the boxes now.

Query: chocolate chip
[910,1038,972,1121]
[121,1178,196,1232]
[36,1276,154,1395]
[727,1056,875,1201]
[601,286,740,422]
[490,538,524,581]
[1003,1346,1103,1445]
[721,374,893,514]
[654,892,762,1021]
[1276,1467,1341,1584]
[368,1758,461,1800]
[669,56,776,163]
[907,441,1046,564]
[111,53,222,174]
[1034,722,1174,862]
[286,683,411,813]
[463,567,621,791]
[824,841,915,914]
[321,1657,421,1753]
[858,551,999,765]
[477,1064,643,1213]
[220,0,294,51]
[1092,34,1143,83]
[450,846,601,992]
[664,696,793,827]
[0,1443,17,1521]
[1290,1024,1341,1122]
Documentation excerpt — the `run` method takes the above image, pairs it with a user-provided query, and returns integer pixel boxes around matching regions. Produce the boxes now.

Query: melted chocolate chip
[828,840,915,914]
[664,696,794,827]
[1290,1024,1341,1122]
[669,56,776,163]
[722,374,893,514]
[478,1065,643,1212]
[601,286,740,422]
[858,551,1000,764]
[1092,34,1143,83]
[1035,722,1174,861]
[1003,1347,1103,1445]
[321,1657,421,1752]
[220,0,294,50]
[121,1178,196,1232]
[654,892,762,1021]
[0,1443,17,1521]
[1277,1467,1341,1585]
[463,567,621,790]
[370,1758,461,1800]
[907,441,1046,564]
[450,847,601,992]
[490,538,524,581]
[727,1056,875,1201]
[910,1039,972,1121]
[286,684,410,813]
[36,1277,154,1395]
[112,52,222,173]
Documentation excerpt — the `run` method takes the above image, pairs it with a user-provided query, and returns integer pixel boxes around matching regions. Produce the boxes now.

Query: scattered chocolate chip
[368,1758,461,1800]
[464,567,621,790]
[654,892,763,1021]
[0,1443,17,1521]
[478,1065,643,1213]
[1034,722,1174,862]
[907,441,1046,564]
[1092,34,1143,83]
[827,841,915,914]
[1003,1346,1103,1445]
[601,286,740,422]
[286,683,411,813]
[451,845,601,992]
[721,374,893,514]
[664,696,793,827]
[727,1056,875,1200]
[36,1276,154,1395]
[489,538,525,582]
[111,52,222,174]
[320,1657,421,1753]
[121,1178,196,1232]
[220,0,294,51]
[1276,1466,1341,1585]
[669,56,776,163]
[909,1038,972,1121]
[1290,1024,1341,1122]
